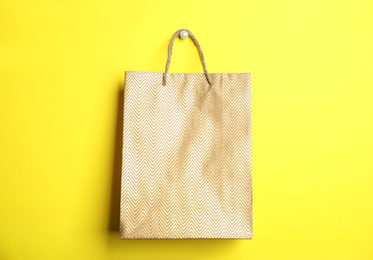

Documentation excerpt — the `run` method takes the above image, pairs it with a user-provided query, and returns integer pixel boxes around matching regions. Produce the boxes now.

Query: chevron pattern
[120,71,252,239]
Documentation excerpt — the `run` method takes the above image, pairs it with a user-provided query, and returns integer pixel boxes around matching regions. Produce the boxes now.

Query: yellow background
[1,0,372,259]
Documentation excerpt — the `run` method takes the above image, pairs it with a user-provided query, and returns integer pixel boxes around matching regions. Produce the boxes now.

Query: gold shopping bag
[120,29,252,239]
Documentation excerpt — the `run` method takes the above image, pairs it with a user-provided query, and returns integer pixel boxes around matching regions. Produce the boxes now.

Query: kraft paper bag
[120,28,252,239]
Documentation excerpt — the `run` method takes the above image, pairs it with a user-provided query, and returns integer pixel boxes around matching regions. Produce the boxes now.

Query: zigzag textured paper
[120,71,252,239]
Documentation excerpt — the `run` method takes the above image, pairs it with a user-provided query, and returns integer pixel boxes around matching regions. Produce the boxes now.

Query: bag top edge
[125,71,251,75]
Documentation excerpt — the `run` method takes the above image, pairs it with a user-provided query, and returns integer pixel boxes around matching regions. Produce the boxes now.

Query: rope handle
[163,29,213,86]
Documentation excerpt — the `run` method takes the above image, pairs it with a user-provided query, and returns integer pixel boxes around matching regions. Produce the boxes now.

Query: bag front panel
[120,71,252,239]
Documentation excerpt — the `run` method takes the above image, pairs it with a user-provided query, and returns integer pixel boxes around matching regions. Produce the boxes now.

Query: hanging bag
[120,28,252,239]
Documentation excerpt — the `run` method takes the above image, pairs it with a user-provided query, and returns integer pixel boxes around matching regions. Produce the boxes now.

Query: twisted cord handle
[163,29,212,86]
